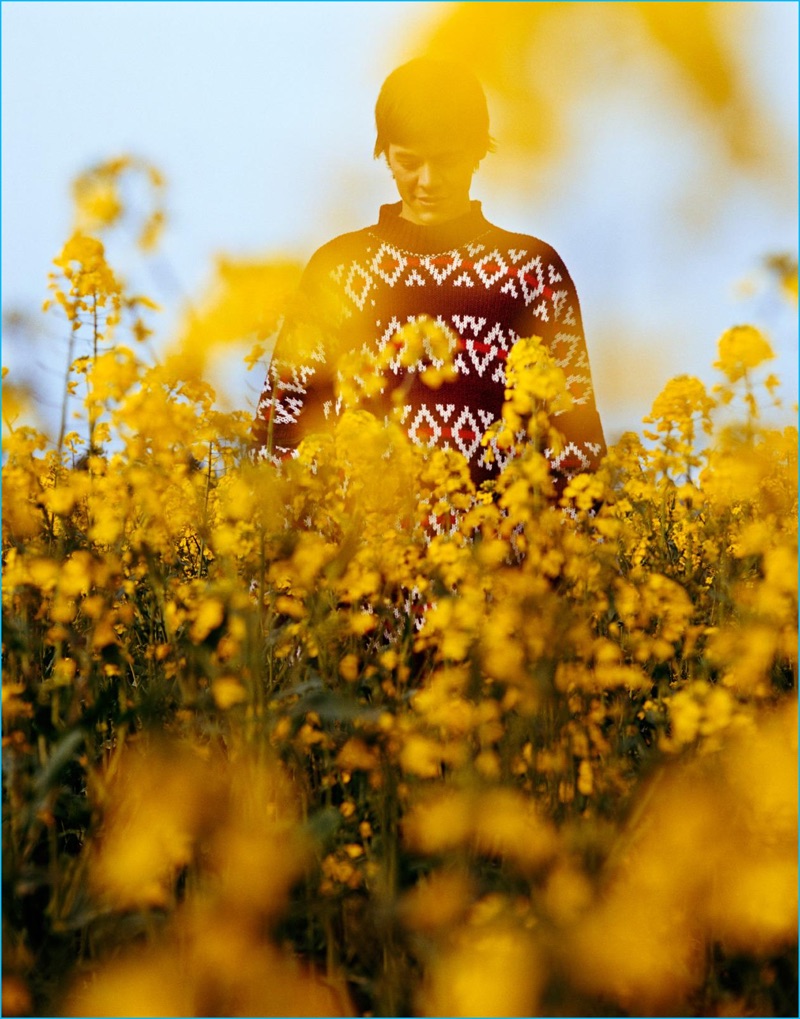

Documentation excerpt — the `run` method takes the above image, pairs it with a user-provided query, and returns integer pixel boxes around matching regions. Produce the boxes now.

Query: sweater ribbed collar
[372,201,491,254]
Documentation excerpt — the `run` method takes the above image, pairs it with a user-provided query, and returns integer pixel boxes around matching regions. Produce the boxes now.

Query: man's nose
[418,162,439,189]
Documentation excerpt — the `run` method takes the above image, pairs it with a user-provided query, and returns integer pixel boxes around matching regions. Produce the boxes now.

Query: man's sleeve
[537,247,607,489]
[251,254,340,464]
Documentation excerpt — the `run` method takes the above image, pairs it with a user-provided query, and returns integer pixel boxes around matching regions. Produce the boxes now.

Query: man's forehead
[388,141,472,160]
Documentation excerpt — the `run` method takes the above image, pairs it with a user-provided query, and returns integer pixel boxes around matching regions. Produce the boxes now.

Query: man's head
[375,58,494,226]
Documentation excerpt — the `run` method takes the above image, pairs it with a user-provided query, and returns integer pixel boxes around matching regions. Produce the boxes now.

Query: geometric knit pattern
[253,201,606,492]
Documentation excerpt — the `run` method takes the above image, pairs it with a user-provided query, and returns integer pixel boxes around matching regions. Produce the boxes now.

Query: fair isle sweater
[253,201,606,491]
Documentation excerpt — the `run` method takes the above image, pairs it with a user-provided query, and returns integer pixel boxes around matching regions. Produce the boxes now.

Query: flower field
[2,160,797,1017]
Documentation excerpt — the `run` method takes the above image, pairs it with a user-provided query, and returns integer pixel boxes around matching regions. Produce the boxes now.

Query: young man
[253,58,606,494]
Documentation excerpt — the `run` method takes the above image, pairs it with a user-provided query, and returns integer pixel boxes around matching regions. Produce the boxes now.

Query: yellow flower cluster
[72,154,166,251]
[44,232,123,335]
[335,314,459,410]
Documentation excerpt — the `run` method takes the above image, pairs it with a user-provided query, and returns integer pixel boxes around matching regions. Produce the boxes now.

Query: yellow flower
[338,653,360,682]
[167,257,301,386]
[2,684,33,722]
[398,734,446,778]
[75,180,122,230]
[714,325,774,383]
[349,610,377,636]
[47,232,122,329]
[190,598,225,643]
[336,738,381,773]
[471,788,558,872]
[89,743,218,910]
[418,919,543,1018]
[402,791,473,854]
[398,868,474,934]
[211,676,247,710]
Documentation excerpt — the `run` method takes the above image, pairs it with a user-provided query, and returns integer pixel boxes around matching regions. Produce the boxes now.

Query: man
[253,58,606,495]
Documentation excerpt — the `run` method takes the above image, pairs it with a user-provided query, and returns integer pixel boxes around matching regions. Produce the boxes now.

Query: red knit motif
[253,202,606,492]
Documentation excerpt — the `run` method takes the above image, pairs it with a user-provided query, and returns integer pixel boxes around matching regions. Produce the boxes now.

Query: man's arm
[537,248,606,490]
[252,254,342,463]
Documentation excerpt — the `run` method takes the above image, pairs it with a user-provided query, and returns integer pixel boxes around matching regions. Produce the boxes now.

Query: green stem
[88,295,99,452]
[57,328,77,456]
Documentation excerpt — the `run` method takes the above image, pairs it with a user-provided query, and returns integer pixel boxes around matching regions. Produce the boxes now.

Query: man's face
[386,142,477,226]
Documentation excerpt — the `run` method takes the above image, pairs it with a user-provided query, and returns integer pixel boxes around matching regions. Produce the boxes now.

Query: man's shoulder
[482,220,566,266]
[303,225,377,276]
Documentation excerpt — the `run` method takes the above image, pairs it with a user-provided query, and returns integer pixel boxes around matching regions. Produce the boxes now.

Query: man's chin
[410,204,454,226]
[399,197,469,226]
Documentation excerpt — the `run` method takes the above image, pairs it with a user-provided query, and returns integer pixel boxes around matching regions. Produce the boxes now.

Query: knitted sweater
[253,201,606,490]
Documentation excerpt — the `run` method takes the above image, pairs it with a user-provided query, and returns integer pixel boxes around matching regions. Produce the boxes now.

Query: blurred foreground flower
[565,699,797,1013]
[67,736,352,1017]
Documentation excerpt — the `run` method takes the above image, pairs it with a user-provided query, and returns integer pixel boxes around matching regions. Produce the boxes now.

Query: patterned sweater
[253,201,606,491]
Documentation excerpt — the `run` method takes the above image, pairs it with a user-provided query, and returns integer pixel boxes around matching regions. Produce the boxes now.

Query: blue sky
[3,1,798,440]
